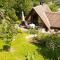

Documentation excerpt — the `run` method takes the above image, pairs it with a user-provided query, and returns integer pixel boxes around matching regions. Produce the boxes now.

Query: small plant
[3,44,10,51]
[29,28,38,34]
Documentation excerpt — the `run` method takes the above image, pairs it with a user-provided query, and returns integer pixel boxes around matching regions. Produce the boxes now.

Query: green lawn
[0,32,44,60]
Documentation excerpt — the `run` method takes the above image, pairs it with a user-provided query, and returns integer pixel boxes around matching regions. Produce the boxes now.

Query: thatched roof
[26,4,60,30]
[33,4,51,30]
[46,12,60,28]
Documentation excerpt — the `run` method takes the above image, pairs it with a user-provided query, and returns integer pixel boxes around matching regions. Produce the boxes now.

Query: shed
[25,4,60,31]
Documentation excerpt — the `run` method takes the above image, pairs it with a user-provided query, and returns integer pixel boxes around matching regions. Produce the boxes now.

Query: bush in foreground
[33,33,60,60]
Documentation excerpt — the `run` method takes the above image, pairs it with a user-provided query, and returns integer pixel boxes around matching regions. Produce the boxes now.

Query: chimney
[40,0,45,5]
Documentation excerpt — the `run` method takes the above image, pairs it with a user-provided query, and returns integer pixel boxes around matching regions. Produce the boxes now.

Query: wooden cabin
[25,4,60,32]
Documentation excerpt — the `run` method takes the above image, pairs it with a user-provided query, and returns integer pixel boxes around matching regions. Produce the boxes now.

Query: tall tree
[14,0,33,16]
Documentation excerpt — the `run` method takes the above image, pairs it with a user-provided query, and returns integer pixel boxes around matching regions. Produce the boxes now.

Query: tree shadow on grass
[31,41,60,60]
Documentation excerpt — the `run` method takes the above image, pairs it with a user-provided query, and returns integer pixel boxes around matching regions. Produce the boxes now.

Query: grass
[0,32,44,60]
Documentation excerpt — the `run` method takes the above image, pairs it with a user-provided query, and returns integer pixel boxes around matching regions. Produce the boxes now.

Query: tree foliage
[49,3,58,12]
[14,0,33,16]
[0,8,17,48]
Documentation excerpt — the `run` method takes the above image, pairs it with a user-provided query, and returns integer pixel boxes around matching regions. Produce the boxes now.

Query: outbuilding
[25,4,60,32]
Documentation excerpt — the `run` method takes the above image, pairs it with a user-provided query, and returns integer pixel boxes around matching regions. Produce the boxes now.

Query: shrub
[5,8,18,22]
[0,8,18,51]
[3,44,10,51]
[34,33,60,60]
[29,28,38,34]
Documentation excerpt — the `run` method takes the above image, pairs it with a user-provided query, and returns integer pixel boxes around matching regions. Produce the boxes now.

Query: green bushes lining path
[0,30,60,60]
